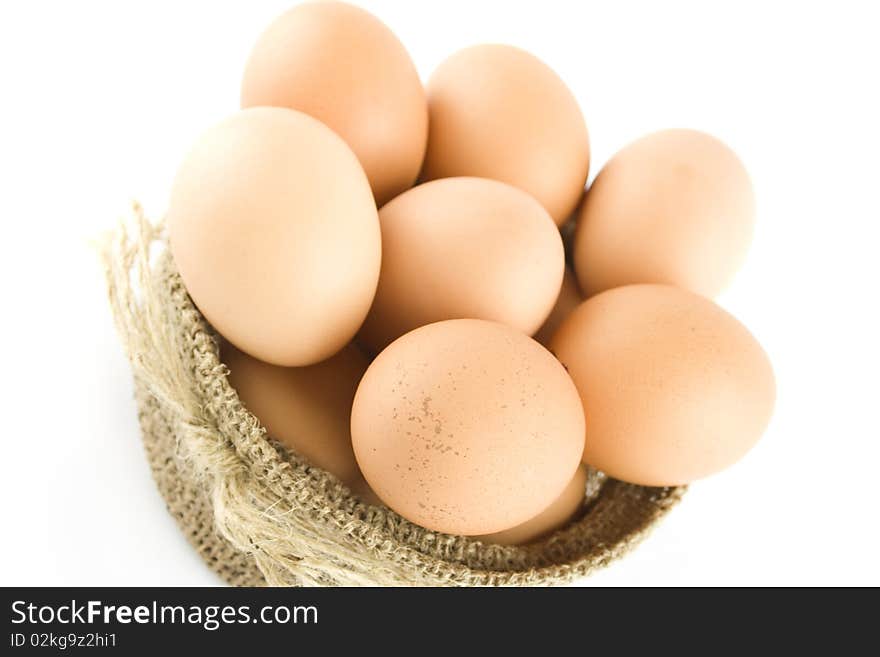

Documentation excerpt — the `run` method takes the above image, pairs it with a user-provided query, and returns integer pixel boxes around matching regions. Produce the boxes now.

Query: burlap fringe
[100,204,685,586]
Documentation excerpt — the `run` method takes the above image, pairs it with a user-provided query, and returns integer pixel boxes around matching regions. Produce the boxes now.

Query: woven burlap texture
[101,207,685,586]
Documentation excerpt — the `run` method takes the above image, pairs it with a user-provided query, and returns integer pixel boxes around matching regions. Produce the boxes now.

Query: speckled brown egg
[476,464,587,546]
[351,319,585,535]
[574,129,755,298]
[551,285,776,486]
[421,44,589,225]
[167,107,381,367]
[357,177,564,353]
[241,1,427,206]
[222,341,375,498]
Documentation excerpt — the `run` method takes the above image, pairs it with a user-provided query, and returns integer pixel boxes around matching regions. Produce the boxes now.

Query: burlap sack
[101,206,684,586]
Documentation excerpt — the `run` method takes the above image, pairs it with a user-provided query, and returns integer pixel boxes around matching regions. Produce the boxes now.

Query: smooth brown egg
[351,319,585,535]
[357,177,564,353]
[168,107,381,367]
[421,44,589,225]
[574,129,755,298]
[241,1,427,206]
[532,268,583,347]
[222,341,373,496]
[551,285,776,486]
[477,465,587,546]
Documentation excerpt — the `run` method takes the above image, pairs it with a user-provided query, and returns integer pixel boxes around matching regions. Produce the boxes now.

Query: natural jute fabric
[101,206,685,586]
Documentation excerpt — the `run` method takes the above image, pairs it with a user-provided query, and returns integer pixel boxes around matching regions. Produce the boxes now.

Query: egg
[241,1,427,206]
[477,465,587,546]
[222,341,378,500]
[168,107,381,367]
[573,129,755,298]
[357,177,564,353]
[351,319,585,535]
[532,268,583,347]
[551,285,775,486]
[421,44,589,225]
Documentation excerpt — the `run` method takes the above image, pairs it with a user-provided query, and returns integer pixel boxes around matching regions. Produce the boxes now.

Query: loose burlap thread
[101,205,685,586]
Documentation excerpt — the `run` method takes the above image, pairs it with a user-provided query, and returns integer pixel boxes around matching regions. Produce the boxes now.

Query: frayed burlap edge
[100,205,685,586]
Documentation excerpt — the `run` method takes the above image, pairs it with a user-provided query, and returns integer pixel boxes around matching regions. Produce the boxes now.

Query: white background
[1,0,878,586]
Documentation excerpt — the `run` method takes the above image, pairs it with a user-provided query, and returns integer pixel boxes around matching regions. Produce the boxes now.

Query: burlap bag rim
[102,206,685,586]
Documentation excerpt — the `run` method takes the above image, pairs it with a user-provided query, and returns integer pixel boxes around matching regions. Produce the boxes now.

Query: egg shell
[358,177,564,353]
[551,285,776,486]
[222,341,370,493]
[477,464,587,546]
[421,44,589,225]
[574,129,755,298]
[351,319,585,535]
[168,107,381,367]
[241,1,428,206]
[532,267,583,347]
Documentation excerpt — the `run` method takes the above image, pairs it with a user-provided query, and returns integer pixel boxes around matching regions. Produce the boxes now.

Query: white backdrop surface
[0,0,877,586]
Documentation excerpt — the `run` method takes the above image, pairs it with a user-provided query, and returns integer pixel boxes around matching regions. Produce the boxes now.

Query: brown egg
[222,341,370,494]
[532,268,583,347]
[551,285,776,486]
[241,1,427,206]
[477,465,587,546]
[168,107,381,367]
[422,45,589,225]
[351,319,585,535]
[574,129,755,298]
[358,177,564,353]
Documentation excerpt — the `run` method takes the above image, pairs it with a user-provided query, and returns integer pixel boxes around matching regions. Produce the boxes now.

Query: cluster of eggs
[168,2,775,544]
